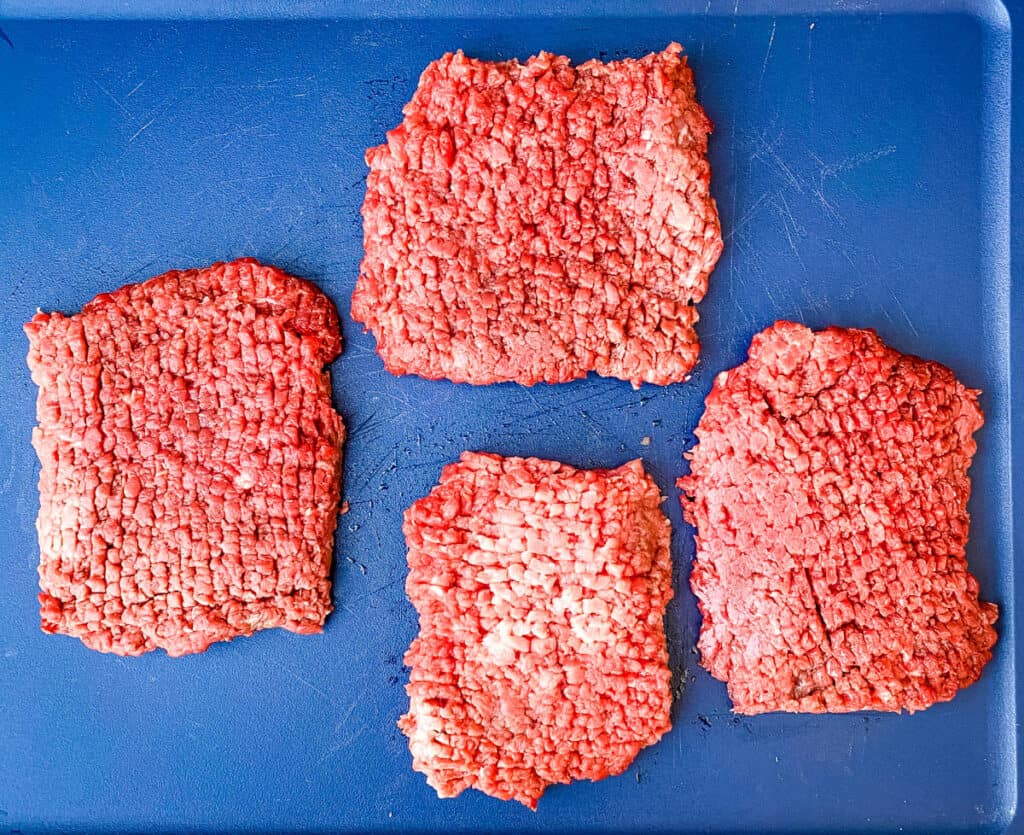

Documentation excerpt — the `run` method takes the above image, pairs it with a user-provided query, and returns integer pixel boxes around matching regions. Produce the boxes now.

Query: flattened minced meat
[24,259,345,656]
[353,43,722,387]
[679,322,997,714]
[400,453,673,808]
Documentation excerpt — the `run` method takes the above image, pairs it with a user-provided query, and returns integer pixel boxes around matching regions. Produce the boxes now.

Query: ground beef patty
[353,43,721,387]
[680,321,997,714]
[400,452,673,808]
[24,259,345,656]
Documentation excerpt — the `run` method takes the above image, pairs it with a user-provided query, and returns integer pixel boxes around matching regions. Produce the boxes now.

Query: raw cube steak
[680,321,998,714]
[24,259,345,656]
[353,43,722,387]
[400,452,674,808]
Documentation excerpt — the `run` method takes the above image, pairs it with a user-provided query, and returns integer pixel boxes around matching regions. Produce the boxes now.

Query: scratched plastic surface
[0,4,1015,833]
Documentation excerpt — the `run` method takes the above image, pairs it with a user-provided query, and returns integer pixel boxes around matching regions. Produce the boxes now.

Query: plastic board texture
[0,2,1016,833]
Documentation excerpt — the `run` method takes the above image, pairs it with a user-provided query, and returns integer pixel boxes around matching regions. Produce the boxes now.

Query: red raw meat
[353,43,722,387]
[400,452,674,808]
[25,259,345,656]
[680,321,998,714]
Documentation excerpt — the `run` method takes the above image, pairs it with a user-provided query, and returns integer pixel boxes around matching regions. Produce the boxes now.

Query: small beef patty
[400,452,673,808]
[25,259,345,656]
[354,43,721,387]
[680,321,997,714]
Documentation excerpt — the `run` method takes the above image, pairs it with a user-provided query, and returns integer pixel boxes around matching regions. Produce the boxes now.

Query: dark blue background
[0,2,1015,832]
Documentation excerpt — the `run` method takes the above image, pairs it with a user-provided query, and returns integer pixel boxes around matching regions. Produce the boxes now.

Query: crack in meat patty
[679,321,997,714]
[24,259,345,656]
[353,43,722,387]
[400,452,674,808]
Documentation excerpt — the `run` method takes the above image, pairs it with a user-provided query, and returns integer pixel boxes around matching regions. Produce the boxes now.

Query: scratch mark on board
[127,117,156,145]
[797,284,826,315]
[888,291,920,338]
[333,682,370,730]
[807,20,815,105]
[576,407,608,439]
[827,145,898,180]
[522,387,576,449]
[699,0,712,60]
[93,78,132,118]
[115,87,202,159]
[285,666,335,704]
[724,192,769,241]
[758,138,804,194]
[585,396,648,418]
[832,240,857,268]
[773,190,805,237]
[316,722,371,765]
[757,19,777,94]
[0,27,13,50]
[348,410,387,440]
[348,575,405,603]
[775,197,807,272]
[352,447,398,493]
[879,305,897,332]
[125,75,152,98]
[566,386,615,407]
[811,186,842,225]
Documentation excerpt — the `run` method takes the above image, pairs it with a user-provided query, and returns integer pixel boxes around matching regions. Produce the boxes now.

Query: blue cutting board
[0,2,1018,832]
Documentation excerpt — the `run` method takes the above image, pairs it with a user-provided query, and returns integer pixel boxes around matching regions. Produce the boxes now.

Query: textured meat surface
[24,259,345,656]
[400,453,673,808]
[679,322,997,714]
[353,44,721,387]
